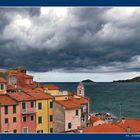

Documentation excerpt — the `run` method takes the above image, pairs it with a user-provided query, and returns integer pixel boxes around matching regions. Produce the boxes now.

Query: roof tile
[0,95,17,105]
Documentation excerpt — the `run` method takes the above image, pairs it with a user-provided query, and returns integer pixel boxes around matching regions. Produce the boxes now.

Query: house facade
[53,99,81,132]
[25,89,54,133]
[0,95,20,133]
[8,92,36,133]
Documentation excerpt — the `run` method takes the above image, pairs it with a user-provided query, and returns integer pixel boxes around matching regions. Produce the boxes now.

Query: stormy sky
[1,7,140,82]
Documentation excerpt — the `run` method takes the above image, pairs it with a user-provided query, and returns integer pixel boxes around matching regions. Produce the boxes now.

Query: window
[4,106,8,114]
[31,116,34,121]
[30,101,34,108]
[38,103,42,110]
[23,116,26,122]
[13,129,17,133]
[50,128,53,133]
[13,105,16,114]
[50,101,53,108]
[13,117,17,123]
[75,110,79,116]
[5,118,8,124]
[81,115,85,122]
[0,84,4,90]
[38,116,42,124]
[22,127,28,133]
[68,122,72,129]
[22,102,26,110]
[50,115,53,122]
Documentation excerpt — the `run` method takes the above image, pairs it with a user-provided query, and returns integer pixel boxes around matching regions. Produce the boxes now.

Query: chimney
[121,117,126,124]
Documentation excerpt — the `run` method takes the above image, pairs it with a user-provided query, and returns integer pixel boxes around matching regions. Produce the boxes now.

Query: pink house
[68,96,90,128]
[8,92,36,133]
[53,99,81,133]
[0,94,21,133]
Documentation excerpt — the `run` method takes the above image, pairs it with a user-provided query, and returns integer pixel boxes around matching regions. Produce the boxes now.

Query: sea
[43,82,140,119]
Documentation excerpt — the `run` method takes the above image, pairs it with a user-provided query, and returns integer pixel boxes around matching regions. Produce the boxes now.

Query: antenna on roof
[119,103,122,119]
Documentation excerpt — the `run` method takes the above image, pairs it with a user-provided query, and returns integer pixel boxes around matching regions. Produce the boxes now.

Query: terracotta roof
[24,89,54,100]
[83,123,126,133]
[25,75,33,79]
[117,118,140,132]
[8,92,35,101]
[24,85,33,90]
[84,118,140,133]
[69,96,89,105]
[0,95,17,105]
[43,85,59,90]
[55,99,81,110]
[0,77,7,83]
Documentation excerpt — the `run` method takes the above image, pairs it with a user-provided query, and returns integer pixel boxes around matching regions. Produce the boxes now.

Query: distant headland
[113,76,140,83]
[81,79,94,83]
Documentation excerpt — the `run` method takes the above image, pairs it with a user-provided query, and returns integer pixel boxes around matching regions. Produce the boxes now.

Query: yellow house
[25,89,54,133]
[42,85,60,95]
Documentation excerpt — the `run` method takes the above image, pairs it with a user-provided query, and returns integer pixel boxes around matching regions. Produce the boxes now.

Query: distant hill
[81,79,94,83]
[113,76,140,83]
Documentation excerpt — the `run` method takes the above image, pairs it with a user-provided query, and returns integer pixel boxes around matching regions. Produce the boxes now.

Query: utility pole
[119,103,122,119]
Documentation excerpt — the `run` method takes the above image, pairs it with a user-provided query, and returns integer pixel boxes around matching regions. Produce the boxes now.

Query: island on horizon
[113,76,140,83]
[81,79,95,83]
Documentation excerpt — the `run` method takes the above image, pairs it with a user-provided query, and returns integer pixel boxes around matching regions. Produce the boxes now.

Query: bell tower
[77,82,85,97]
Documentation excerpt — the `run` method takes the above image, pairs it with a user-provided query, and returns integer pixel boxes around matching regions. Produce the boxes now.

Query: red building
[16,73,33,89]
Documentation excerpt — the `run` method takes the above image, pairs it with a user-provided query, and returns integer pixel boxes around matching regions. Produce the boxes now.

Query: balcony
[21,108,36,114]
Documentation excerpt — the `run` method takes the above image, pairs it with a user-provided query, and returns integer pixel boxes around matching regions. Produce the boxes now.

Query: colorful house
[24,89,54,133]
[53,98,81,133]
[42,85,60,95]
[68,95,90,128]
[7,67,26,87]
[6,67,34,90]
[8,92,36,133]
[0,94,20,133]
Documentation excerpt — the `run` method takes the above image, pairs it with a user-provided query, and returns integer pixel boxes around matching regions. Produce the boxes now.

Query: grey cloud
[1,7,140,73]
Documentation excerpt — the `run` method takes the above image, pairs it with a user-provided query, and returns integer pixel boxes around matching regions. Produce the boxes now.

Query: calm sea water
[43,82,140,118]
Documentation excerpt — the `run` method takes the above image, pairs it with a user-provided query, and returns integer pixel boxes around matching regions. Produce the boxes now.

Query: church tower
[77,82,85,97]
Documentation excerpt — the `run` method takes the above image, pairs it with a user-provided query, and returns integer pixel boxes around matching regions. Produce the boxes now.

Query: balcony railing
[21,108,36,114]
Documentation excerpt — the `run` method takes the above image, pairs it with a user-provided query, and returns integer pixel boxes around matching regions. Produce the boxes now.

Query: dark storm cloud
[1,7,140,72]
